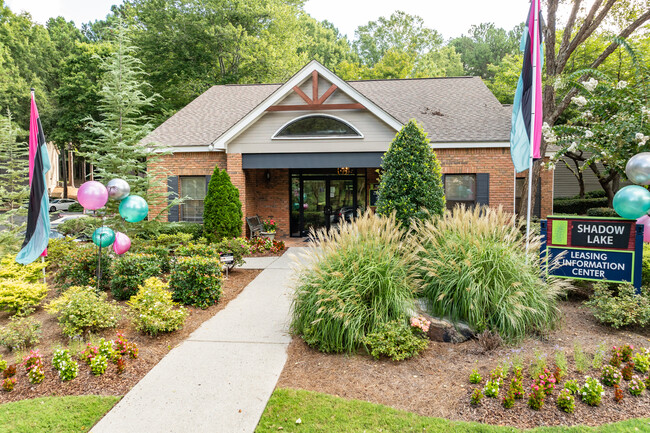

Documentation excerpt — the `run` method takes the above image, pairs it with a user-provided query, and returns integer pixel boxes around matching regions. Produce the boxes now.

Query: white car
[49,198,78,212]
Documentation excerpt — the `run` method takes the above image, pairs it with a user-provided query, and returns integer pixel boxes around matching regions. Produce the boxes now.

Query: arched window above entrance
[273,114,362,139]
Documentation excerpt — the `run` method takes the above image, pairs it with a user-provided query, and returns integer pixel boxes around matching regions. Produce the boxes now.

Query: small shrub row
[553,196,608,215]
[170,257,223,309]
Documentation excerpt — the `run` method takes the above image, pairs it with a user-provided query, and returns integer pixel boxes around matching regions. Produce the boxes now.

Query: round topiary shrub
[291,211,417,354]
[128,277,188,336]
[414,205,564,342]
[169,256,223,309]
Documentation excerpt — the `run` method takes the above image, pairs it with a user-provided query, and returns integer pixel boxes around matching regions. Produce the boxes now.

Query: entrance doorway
[290,169,366,237]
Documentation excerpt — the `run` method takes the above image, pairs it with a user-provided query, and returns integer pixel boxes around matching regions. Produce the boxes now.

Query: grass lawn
[256,389,650,433]
[0,395,119,433]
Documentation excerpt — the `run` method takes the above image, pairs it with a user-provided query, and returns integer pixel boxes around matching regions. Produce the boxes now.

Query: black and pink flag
[510,0,544,172]
[16,91,51,264]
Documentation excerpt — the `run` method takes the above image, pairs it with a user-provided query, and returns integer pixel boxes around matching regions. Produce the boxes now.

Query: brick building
[143,60,553,238]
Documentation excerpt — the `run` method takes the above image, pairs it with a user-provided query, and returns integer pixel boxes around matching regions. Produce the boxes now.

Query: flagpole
[525,0,539,258]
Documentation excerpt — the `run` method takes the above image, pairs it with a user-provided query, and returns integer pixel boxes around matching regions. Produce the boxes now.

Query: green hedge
[110,254,162,300]
[586,207,618,217]
[553,197,608,215]
[170,257,223,309]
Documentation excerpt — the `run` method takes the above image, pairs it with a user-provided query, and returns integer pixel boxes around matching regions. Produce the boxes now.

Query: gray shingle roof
[142,75,510,147]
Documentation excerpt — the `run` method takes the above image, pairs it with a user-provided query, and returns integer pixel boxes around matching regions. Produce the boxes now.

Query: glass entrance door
[290,170,367,237]
[302,179,327,235]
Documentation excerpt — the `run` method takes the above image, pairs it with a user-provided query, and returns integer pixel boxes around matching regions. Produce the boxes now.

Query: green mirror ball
[119,195,149,223]
[92,227,116,248]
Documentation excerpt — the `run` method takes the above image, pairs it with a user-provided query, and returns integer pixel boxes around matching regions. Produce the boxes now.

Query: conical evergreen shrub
[376,119,445,226]
[203,167,243,242]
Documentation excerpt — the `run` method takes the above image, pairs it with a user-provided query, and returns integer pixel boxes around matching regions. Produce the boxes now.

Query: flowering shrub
[262,219,277,233]
[633,350,650,373]
[81,344,99,364]
[601,365,622,386]
[533,368,556,396]
[614,384,624,402]
[116,357,126,374]
[510,376,524,400]
[362,320,428,361]
[2,377,16,391]
[52,349,78,381]
[247,237,285,254]
[483,380,500,398]
[609,352,622,368]
[617,345,635,363]
[548,73,650,207]
[587,284,650,329]
[527,386,544,410]
[580,377,605,406]
[410,316,430,335]
[98,338,118,362]
[170,257,223,309]
[214,238,250,267]
[22,349,43,372]
[128,277,188,336]
[489,366,505,385]
[46,286,121,338]
[564,379,579,395]
[114,333,129,358]
[645,375,650,389]
[629,376,645,396]
[27,364,45,384]
[622,362,635,381]
[90,354,108,376]
[557,389,575,413]
[470,388,483,406]
[469,369,482,384]
[502,389,515,409]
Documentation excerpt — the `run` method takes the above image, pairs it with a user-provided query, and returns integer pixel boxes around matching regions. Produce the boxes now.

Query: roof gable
[213,60,403,149]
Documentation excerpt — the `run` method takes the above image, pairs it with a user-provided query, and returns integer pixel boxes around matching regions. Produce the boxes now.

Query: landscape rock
[411,299,476,343]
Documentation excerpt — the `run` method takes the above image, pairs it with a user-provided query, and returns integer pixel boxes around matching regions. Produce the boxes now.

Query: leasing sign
[541,216,643,289]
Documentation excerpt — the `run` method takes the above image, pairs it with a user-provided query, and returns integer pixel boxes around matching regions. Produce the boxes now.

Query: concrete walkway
[92,247,307,433]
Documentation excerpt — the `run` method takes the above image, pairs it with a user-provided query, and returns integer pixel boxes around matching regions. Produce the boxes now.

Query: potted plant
[261,218,277,240]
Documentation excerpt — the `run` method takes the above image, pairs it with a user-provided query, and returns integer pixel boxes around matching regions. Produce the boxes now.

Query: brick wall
[245,169,290,237]
[148,152,226,221]
[148,148,554,229]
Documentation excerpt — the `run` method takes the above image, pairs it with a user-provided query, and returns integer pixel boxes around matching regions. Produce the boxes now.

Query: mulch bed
[0,268,261,404]
[277,299,650,428]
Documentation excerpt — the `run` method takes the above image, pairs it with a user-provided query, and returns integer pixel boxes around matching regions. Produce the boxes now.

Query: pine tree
[0,111,29,255]
[203,167,243,242]
[376,119,445,226]
[81,21,169,229]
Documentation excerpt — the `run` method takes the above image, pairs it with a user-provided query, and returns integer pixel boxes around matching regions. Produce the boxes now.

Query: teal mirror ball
[92,227,116,248]
[119,195,149,223]
[613,185,650,219]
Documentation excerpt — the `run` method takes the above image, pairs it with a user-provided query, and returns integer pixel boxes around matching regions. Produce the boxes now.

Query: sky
[5,0,533,40]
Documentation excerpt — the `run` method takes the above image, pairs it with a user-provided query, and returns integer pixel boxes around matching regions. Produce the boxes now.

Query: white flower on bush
[636,132,649,146]
[583,110,593,119]
[554,77,566,90]
[582,77,598,92]
[547,162,556,170]
[541,122,557,143]
[616,80,628,89]
[585,130,594,138]
[572,96,588,107]
[568,142,578,152]
[642,107,650,120]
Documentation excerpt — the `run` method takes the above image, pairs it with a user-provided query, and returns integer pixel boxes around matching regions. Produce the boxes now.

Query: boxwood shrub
[586,207,618,217]
[553,197,608,215]
[110,254,162,300]
[170,257,222,309]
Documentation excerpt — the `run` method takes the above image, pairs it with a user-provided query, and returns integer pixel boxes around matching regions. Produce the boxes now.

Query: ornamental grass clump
[414,205,564,343]
[291,211,417,354]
